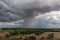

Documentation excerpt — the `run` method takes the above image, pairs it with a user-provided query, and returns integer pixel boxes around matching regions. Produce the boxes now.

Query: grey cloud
[2,0,60,18]
[0,1,21,22]
[0,0,60,28]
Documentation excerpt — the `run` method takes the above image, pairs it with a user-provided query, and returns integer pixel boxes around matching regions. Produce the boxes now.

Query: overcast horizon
[0,0,60,28]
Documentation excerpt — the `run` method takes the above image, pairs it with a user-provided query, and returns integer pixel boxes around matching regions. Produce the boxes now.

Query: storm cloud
[0,0,60,28]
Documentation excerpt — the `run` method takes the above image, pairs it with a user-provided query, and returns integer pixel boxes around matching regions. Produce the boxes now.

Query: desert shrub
[10,30,19,35]
[41,37,45,40]
[11,37,20,40]
[14,38,20,40]
[5,34,10,37]
[34,31,44,35]
[24,36,28,40]
[5,34,11,40]
[47,33,54,40]
[28,36,36,40]
[24,36,36,40]
[20,37,22,40]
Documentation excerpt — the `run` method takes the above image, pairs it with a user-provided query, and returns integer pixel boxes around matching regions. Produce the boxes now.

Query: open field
[0,28,60,40]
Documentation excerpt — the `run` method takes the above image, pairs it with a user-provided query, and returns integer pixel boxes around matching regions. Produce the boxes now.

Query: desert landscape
[0,28,59,40]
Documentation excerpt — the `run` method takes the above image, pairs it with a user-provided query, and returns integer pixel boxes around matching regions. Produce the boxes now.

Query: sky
[0,0,60,28]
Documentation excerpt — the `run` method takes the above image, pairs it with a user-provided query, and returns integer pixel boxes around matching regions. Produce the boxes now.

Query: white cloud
[35,11,60,28]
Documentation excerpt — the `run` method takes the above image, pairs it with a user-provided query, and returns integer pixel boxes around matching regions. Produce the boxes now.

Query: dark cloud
[2,0,60,18]
[0,0,60,27]
[0,1,21,22]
